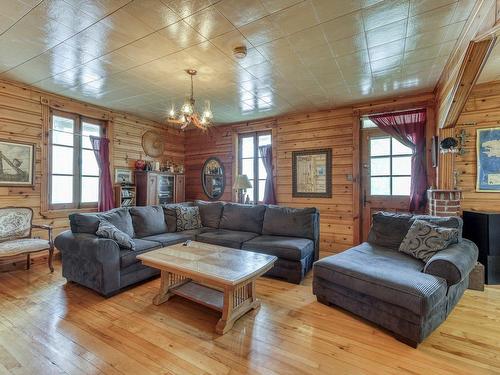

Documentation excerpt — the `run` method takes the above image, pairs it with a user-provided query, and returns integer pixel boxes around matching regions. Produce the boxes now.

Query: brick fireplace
[427,189,462,216]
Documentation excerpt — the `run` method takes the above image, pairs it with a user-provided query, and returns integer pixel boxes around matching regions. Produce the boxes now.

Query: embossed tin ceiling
[0,0,477,124]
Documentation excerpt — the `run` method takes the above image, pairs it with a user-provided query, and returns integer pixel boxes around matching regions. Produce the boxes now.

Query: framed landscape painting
[0,139,35,186]
[292,148,332,198]
[476,127,500,192]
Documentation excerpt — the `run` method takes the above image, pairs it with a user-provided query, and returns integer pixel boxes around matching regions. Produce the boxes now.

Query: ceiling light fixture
[167,69,213,130]
[233,45,247,59]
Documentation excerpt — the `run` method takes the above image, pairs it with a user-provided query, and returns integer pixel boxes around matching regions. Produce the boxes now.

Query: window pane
[370,137,390,156]
[51,175,73,204]
[82,123,101,149]
[82,149,99,176]
[258,134,271,146]
[371,177,390,195]
[81,176,99,203]
[392,138,412,155]
[241,136,254,158]
[258,180,266,202]
[258,158,267,180]
[52,116,74,146]
[241,158,254,180]
[52,145,73,174]
[370,157,390,176]
[392,176,411,195]
[362,118,377,128]
[392,156,412,175]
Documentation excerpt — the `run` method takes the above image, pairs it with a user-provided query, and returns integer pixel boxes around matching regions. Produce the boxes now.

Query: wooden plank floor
[0,261,499,375]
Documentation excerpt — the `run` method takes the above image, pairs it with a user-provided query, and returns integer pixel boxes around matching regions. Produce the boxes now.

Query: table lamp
[233,174,252,203]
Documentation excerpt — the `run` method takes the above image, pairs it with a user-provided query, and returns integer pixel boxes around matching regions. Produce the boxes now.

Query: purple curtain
[368,109,427,212]
[258,145,276,205]
[90,136,115,211]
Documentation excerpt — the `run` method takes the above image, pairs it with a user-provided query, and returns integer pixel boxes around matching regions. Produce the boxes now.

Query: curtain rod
[360,107,426,118]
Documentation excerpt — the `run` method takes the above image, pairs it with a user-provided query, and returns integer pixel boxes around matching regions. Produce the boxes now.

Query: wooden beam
[438,37,496,129]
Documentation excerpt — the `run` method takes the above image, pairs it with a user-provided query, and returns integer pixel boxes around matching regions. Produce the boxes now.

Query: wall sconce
[440,130,468,155]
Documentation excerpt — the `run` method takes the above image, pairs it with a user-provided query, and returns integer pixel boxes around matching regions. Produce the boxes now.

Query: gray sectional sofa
[312,212,478,347]
[55,201,320,296]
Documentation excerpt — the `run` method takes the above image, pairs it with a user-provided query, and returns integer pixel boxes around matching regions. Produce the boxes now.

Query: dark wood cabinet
[463,211,500,284]
[135,171,185,206]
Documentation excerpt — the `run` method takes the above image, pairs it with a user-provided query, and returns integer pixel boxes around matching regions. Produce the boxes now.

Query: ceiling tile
[184,6,234,39]
[215,0,268,27]
[406,3,456,36]
[329,33,367,57]
[366,19,407,48]
[165,0,216,18]
[238,16,284,46]
[369,39,405,61]
[268,1,319,36]
[311,0,362,23]
[362,0,409,31]
[321,11,364,42]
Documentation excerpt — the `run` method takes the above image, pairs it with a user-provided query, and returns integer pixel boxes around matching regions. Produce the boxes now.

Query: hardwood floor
[0,261,499,375]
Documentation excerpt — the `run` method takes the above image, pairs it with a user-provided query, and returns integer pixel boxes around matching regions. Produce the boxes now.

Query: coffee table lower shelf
[153,270,262,334]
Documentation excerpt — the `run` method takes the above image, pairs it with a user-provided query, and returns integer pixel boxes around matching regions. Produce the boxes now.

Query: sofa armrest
[55,230,120,264]
[423,239,478,286]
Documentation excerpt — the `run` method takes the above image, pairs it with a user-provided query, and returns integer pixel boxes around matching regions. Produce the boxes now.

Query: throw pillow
[96,219,135,250]
[399,219,459,262]
[175,206,202,231]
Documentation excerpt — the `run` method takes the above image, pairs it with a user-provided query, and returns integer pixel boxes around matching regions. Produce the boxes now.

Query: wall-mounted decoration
[201,157,225,200]
[115,168,133,184]
[477,127,500,192]
[292,148,332,198]
[142,130,165,158]
[0,140,35,186]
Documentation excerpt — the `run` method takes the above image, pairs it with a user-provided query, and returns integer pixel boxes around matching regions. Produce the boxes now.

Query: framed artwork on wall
[292,148,332,198]
[0,139,35,186]
[476,127,500,192]
[115,168,133,184]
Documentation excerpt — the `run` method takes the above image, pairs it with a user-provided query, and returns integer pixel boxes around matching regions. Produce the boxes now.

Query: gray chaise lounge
[55,201,319,296]
[312,212,478,347]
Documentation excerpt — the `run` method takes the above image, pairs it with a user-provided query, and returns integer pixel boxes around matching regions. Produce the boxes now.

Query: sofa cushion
[175,206,202,231]
[413,215,463,237]
[368,212,414,249]
[142,229,203,246]
[399,219,459,262]
[262,206,318,240]
[219,203,266,233]
[98,208,135,238]
[96,219,135,250]
[163,202,193,232]
[69,213,100,234]
[120,239,162,268]
[241,235,314,261]
[195,229,259,249]
[313,243,447,316]
[129,206,167,237]
[195,200,225,228]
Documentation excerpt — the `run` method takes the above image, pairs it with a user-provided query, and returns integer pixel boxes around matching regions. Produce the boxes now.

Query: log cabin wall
[438,80,500,212]
[0,79,184,270]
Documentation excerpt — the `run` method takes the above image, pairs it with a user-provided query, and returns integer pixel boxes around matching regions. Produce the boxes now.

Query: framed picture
[115,168,133,184]
[292,148,332,198]
[0,139,35,186]
[476,127,500,192]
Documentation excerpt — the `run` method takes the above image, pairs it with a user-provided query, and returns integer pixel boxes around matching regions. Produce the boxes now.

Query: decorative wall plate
[142,131,165,158]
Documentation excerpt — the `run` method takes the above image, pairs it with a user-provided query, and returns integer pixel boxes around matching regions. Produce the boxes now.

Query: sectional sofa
[55,201,320,296]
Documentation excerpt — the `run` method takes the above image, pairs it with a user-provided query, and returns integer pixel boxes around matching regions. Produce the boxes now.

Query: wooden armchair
[0,207,54,272]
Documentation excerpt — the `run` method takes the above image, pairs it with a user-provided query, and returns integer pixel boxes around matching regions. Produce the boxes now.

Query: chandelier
[168,69,213,130]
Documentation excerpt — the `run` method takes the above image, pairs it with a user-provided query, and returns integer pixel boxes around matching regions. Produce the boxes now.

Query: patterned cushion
[0,238,50,256]
[399,219,459,262]
[96,220,135,250]
[175,206,202,231]
[0,207,32,241]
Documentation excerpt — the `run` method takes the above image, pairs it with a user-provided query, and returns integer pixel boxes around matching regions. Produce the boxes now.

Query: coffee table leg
[216,280,261,334]
[153,271,188,305]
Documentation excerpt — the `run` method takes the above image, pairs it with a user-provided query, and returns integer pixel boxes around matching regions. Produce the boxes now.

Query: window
[369,136,412,196]
[238,131,272,204]
[49,111,104,209]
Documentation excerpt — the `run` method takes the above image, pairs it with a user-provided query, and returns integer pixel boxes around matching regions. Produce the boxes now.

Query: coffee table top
[137,241,277,286]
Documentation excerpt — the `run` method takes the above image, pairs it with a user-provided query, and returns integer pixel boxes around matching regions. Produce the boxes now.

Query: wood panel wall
[0,79,184,269]
[438,80,500,211]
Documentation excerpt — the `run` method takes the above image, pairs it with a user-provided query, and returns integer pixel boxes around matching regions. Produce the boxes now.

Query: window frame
[49,110,104,210]
[237,131,272,204]
[368,135,413,197]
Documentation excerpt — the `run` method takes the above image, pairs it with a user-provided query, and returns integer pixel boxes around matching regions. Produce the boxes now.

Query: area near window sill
[41,207,98,219]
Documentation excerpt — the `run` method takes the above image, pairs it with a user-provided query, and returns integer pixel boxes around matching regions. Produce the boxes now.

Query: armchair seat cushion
[0,238,51,256]
[195,229,259,249]
[120,239,162,268]
[241,235,314,261]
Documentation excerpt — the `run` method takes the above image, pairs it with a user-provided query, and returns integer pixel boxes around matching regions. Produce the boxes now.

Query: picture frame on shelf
[0,139,35,186]
[115,168,133,184]
[292,148,332,198]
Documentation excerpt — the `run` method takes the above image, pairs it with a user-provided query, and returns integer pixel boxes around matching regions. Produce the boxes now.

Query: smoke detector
[233,45,247,59]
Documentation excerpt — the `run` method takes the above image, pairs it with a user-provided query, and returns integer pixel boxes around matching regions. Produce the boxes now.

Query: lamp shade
[233,174,252,190]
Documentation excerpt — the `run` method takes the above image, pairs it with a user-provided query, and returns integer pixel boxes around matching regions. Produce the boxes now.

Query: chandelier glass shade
[168,69,213,130]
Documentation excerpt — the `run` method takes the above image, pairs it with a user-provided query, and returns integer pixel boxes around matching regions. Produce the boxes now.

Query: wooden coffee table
[137,241,277,334]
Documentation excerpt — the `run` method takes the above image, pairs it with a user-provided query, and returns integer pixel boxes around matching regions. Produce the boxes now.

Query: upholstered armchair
[0,207,54,272]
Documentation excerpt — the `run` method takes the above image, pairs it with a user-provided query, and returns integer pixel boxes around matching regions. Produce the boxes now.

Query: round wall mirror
[201,157,225,200]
